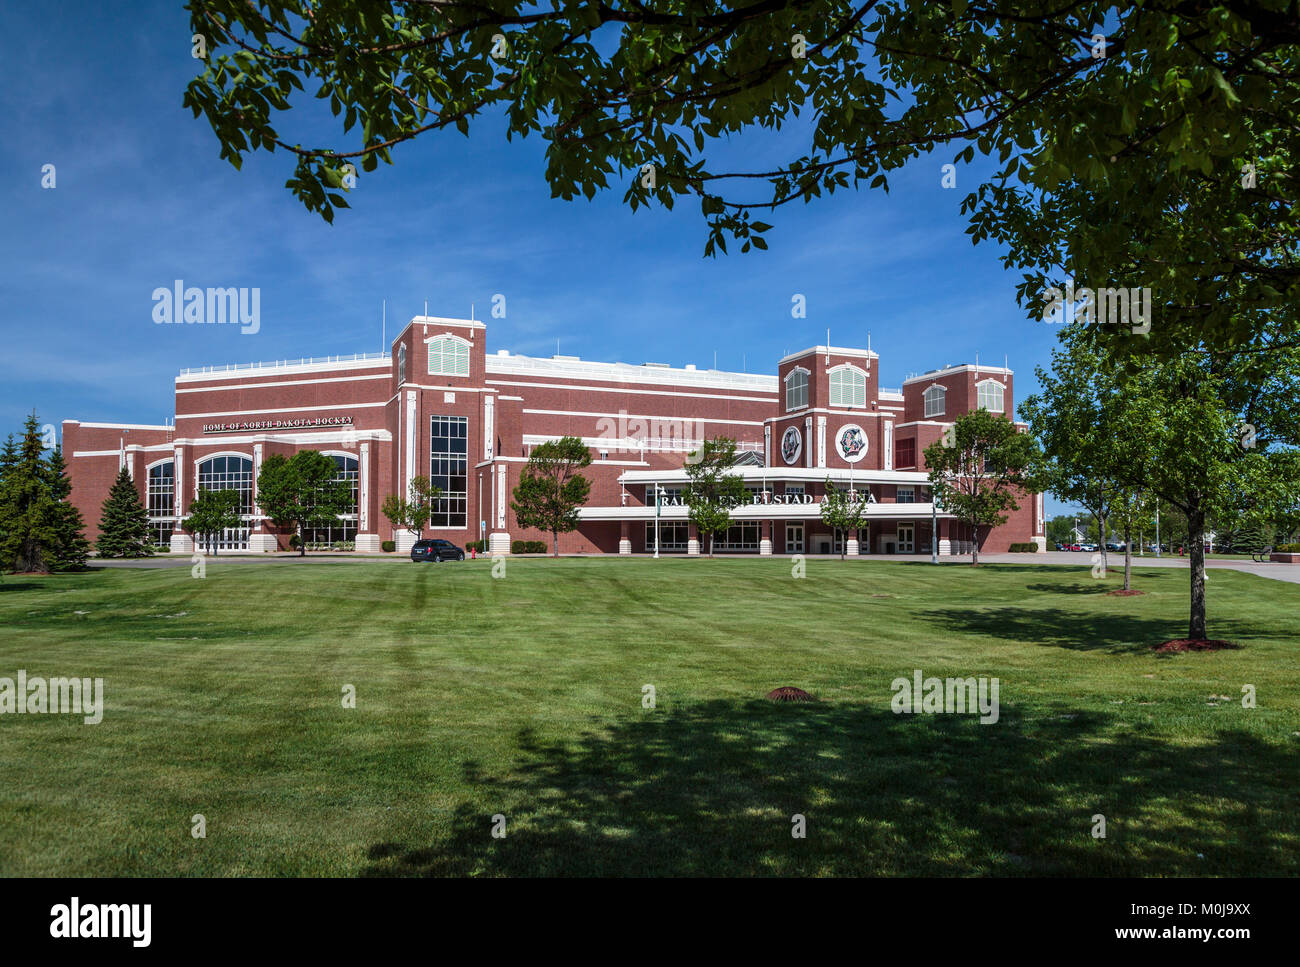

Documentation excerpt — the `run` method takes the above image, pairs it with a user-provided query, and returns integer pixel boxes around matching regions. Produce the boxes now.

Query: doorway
[785,522,804,554]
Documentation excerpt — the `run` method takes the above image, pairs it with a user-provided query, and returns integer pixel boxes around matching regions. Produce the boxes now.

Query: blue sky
[0,1,1076,517]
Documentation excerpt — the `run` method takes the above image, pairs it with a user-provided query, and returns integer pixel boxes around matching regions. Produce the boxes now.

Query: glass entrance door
[786,522,804,553]
[897,523,915,553]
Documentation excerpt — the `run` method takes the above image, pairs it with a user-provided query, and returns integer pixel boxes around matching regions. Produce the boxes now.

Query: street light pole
[1155,504,1161,558]
[931,486,939,565]
[654,484,661,559]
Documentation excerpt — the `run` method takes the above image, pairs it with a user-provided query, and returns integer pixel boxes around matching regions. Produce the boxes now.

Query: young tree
[0,415,89,573]
[183,488,243,556]
[96,467,155,559]
[819,477,869,560]
[510,437,592,557]
[1110,487,1156,592]
[924,409,1037,566]
[256,451,355,555]
[1025,323,1300,640]
[683,437,747,558]
[381,476,440,544]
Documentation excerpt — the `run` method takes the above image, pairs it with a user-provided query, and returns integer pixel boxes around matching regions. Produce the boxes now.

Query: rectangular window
[713,521,760,552]
[897,487,915,504]
[645,485,684,506]
[430,416,468,528]
[894,438,916,469]
[644,521,688,552]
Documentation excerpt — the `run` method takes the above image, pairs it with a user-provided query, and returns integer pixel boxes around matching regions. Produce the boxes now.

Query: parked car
[410,539,466,563]
[1105,542,1126,552]
[1067,543,1083,552]
[1080,542,1098,552]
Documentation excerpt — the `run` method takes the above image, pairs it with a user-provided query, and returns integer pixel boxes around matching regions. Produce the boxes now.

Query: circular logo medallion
[837,423,868,464]
[780,426,802,465]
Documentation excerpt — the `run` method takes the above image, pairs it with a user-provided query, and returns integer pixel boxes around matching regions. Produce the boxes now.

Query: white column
[883,421,894,470]
[404,389,417,496]
[618,538,632,555]
[816,416,827,468]
[804,416,814,468]
[847,537,860,556]
[484,395,495,460]
[490,464,510,552]
[355,441,381,552]
[248,443,277,552]
[763,424,771,467]
[169,446,191,553]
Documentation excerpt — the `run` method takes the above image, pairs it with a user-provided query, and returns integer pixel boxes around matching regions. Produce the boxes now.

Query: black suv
[410,539,466,563]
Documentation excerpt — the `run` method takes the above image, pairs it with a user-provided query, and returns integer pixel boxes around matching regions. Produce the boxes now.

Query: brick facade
[64,316,1044,555]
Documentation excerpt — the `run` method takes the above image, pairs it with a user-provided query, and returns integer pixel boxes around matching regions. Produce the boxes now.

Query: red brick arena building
[64,314,1045,556]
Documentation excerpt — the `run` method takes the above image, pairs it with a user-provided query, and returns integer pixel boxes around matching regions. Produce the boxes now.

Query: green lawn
[0,557,1296,877]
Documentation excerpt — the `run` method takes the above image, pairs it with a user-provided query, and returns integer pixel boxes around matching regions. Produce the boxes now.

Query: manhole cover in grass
[767,686,815,702]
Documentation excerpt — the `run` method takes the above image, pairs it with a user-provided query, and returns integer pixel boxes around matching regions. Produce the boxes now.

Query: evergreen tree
[42,445,90,571]
[0,414,88,573]
[96,466,155,558]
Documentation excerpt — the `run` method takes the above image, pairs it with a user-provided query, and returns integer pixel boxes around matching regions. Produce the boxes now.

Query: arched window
[146,460,174,547]
[196,455,254,550]
[977,379,1005,413]
[785,368,809,411]
[923,384,946,418]
[829,365,866,408]
[427,335,470,377]
[302,455,359,547]
[398,343,407,385]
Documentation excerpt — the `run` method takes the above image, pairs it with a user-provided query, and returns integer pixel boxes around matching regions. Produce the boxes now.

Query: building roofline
[902,363,1012,384]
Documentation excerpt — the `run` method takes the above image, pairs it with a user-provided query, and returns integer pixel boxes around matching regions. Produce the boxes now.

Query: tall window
[147,461,174,547]
[302,455,359,546]
[977,380,1005,413]
[785,368,808,411]
[428,335,470,377]
[829,365,866,408]
[923,384,946,418]
[398,343,407,385]
[894,438,917,469]
[196,455,253,550]
[430,416,468,528]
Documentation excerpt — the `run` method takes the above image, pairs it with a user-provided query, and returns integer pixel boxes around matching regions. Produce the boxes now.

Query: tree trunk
[1188,505,1208,640]
[299,528,306,556]
[1097,512,1108,577]
[970,522,979,566]
[552,529,559,557]
[1123,522,1132,591]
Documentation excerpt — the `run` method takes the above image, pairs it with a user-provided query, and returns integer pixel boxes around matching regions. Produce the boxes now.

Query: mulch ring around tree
[1152,639,1241,653]
[1106,588,1146,596]
[766,686,816,702]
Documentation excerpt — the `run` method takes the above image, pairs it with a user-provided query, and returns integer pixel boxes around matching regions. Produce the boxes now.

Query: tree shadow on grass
[917,607,1205,653]
[359,699,1296,877]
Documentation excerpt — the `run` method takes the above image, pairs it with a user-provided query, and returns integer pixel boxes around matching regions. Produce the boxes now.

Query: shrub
[465,540,485,552]
[1008,542,1040,552]
[381,540,395,552]
[1276,543,1300,553]
[510,540,549,554]
[289,534,301,548]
